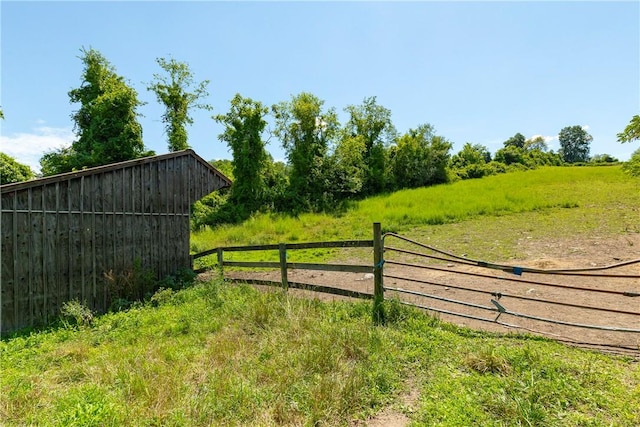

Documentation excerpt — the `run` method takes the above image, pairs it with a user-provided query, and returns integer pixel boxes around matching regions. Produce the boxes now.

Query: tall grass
[2,282,638,426]
[1,282,401,426]
[191,166,639,262]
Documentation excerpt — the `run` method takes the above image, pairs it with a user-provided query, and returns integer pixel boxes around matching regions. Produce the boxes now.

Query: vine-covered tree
[41,48,150,175]
[1,153,34,185]
[214,94,269,219]
[148,57,211,151]
[617,115,640,144]
[343,97,396,195]
[558,125,592,163]
[272,92,339,212]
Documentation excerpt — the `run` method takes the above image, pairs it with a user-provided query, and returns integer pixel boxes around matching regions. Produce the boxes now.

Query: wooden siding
[0,150,230,334]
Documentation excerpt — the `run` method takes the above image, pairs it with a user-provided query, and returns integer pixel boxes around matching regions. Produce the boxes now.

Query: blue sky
[1,1,639,172]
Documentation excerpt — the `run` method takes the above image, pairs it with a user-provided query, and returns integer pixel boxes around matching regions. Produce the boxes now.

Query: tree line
[1,48,638,225]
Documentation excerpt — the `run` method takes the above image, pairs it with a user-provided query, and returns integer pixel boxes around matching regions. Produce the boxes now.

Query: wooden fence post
[217,248,224,277]
[372,222,385,325]
[279,243,289,291]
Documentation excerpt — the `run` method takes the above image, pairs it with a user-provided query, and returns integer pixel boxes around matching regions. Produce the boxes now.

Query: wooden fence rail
[190,223,386,321]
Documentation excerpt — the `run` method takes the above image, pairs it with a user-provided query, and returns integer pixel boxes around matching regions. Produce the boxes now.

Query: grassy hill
[191,165,639,262]
[2,165,639,426]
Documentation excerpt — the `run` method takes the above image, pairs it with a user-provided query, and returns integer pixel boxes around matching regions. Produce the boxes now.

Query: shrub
[60,300,94,328]
[622,148,640,177]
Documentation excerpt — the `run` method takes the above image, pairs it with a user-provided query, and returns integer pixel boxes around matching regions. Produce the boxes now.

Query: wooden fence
[191,222,640,354]
[191,223,386,321]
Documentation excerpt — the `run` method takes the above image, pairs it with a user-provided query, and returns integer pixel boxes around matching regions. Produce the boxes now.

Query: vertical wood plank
[41,186,47,324]
[27,188,33,327]
[1,194,16,332]
[217,248,224,276]
[12,191,19,329]
[372,222,385,325]
[80,176,86,303]
[279,243,288,291]
[91,174,97,308]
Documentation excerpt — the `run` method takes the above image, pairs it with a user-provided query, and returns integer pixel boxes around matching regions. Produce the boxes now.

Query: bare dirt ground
[209,232,640,426]
[224,233,640,352]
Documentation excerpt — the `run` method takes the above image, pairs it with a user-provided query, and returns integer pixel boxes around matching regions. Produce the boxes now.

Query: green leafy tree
[524,149,563,167]
[1,153,35,185]
[449,143,493,179]
[389,124,451,189]
[617,115,640,144]
[41,48,150,175]
[272,92,339,212]
[559,125,592,163]
[524,136,549,152]
[503,132,526,149]
[214,94,269,219]
[450,143,491,168]
[331,134,366,198]
[210,159,234,180]
[148,57,211,152]
[0,106,4,120]
[494,146,525,166]
[343,97,396,195]
[261,156,289,212]
[590,154,618,164]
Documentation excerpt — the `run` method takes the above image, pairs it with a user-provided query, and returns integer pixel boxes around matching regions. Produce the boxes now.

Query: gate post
[279,243,289,291]
[217,248,224,277]
[372,222,385,325]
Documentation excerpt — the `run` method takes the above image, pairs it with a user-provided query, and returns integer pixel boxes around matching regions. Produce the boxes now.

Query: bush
[60,300,94,328]
[622,148,640,177]
[158,268,197,291]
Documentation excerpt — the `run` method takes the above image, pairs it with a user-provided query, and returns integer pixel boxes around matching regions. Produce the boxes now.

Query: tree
[41,48,150,175]
[1,153,34,185]
[272,92,339,212]
[617,115,640,144]
[148,57,211,152]
[503,132,526,149]
[331,134,366,198]
[260,156,289,212]
[0,106,4,120]
[389,124,451,189]
[524,136,548,152]
[214,94,269,219]
[558,125,592,163]
[591,154,618,164]
[449,143,493,179]
[450,143,491,168]
[343,97,396,195]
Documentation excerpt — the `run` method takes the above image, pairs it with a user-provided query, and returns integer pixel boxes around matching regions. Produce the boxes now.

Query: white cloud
[581,125,590,131]
[0,126,74,173]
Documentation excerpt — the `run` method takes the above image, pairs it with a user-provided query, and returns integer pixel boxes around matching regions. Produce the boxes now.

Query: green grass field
[191,166,639,264]
[2,165,639,426]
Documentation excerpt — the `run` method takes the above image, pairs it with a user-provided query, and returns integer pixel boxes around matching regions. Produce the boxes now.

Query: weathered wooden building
[1,149,231,334]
